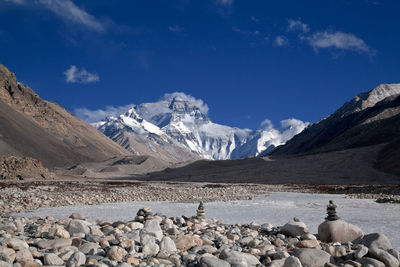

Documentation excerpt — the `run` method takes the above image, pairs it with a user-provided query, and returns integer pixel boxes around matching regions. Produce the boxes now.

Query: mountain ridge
[95,94,308,162]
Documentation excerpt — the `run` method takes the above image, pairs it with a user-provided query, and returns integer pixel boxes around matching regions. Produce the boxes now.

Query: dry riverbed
[1,181,400,216]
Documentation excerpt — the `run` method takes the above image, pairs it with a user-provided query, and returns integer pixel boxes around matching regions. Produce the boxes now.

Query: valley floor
[1,180,400,216]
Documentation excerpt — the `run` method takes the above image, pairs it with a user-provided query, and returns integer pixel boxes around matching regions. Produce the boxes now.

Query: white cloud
[168,25,184,33]
[304,31,372,54]
[258,118,309,154]
[287,18,309,33]
[74,104,134,123]
[161,92,209,114]
[64,65,100,84]
[215,0,233,6]
[274,36,289,47]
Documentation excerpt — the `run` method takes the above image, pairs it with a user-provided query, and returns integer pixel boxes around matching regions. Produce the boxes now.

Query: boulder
[281,219,307,237]
[293,248,334,267]
[318,219,363,243]
[353,233,392,251]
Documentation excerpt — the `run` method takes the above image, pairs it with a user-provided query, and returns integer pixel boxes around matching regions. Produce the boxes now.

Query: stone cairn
[135,206,153,222]
[325,200,340,221]
[196,201,206,219]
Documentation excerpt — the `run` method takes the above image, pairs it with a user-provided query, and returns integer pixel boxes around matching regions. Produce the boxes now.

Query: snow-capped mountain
[94,93,308,162]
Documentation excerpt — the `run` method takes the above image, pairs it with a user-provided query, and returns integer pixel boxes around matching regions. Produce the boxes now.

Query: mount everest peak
[92,93,308,162]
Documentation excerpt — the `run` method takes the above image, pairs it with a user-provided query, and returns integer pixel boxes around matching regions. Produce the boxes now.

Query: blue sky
[1,0,399,129]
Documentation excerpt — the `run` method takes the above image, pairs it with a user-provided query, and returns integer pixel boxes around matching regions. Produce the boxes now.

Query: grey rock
[355,257,385,267]
[78,242,99,255]
[219,249,260,267]
[142,243,159,257]
[293,248,334,267]
[388,249,400,261]
[318,219,363,243]
[159,236,177,256]
[143,219,163,241]
[66,251,86,267]
[270,256,303,267]
[67,220,90,235]
[44,253,64,266]
[281,219,307,237]
[0,253,12,264]
[199,254,230,267]
[369,247,399,267]
[115,263,131,267]
[353,233,393,251]
[354,245,368,259]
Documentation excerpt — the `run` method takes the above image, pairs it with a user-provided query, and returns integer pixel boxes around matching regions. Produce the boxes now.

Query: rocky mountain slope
[95,95,307,162]
[269,83,400,176]
[0,64,130,168]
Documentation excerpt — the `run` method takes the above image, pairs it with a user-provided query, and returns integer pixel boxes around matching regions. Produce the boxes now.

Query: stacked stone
[135,206,153,222]
[325,200,340,221]
[196,201,205,219]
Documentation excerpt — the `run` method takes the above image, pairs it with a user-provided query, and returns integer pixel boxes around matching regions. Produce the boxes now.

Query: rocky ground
[1,181,400,216]
[0,157,53,181]
[1,204,399,267]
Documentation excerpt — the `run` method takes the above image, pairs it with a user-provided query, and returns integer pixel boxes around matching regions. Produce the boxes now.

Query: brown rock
[55,228,70,239]
[107,246,127,261]
[298,239,322,249]
[69,213,85,220]
[7,239,29,250]
[15,249,33,263]
[126,257,139,265]
[174,235,203,251]
[19,260,37,267]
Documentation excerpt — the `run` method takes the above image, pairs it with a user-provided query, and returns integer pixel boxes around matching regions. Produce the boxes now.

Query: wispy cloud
[64,65,100,84]
[74,104,134,123]
[303,31,373,54]
[168,25,184,33]
[287,18,309,33]
[274,36,289,47]
[6,0,106,32]
[37,0,105,32]
[4,0,26,4]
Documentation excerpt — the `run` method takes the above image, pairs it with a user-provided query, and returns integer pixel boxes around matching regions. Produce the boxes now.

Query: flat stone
[36,238,72,249]
[44,253,64,266]
[293,248,334,267]
[69,213,85,220]
[318,219,363,243]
